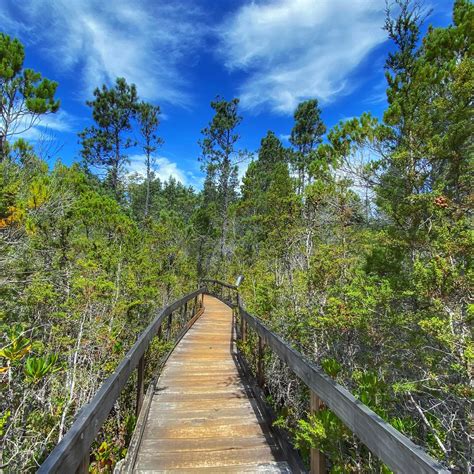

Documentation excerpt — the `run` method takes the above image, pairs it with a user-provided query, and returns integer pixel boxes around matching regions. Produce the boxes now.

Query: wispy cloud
[218,0,387,114]
[1,0,205,105]
[13,110,77,142]
[364,78,388,105]
[0,6,26,36]
[128,155,190,185]
[36,110,78,134]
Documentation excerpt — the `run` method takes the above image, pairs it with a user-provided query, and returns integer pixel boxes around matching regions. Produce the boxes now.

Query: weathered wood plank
[134,445,281,470]
[134,461,293,473]
[138,435,276,453]
[135,355,145,417]
[130,296,293,473]
[147,405,259,421]
[310,391,326,474]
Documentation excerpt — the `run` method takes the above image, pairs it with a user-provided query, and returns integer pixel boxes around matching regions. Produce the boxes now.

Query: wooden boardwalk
[41,285,448,474]
[128,296,292,473]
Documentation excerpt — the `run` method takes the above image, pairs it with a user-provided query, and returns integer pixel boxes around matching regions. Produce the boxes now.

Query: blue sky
[0,0,453,188]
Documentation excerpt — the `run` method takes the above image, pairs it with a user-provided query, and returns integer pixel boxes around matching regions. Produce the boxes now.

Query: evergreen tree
[290,99,326,193]
[239,131,297,262]
[257,131,288,185]
[198,97,241,270]
[137,102,162,218]
[79,78,138,198]
[0,34,59,158]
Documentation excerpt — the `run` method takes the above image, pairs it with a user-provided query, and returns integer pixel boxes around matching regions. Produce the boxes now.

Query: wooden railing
[200,278,239,306]
[205,281,449,474]
[38,289,205,474]
[38,280,449,474]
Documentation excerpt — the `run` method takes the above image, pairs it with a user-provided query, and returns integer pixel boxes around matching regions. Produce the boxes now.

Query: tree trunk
[145,150,151,218]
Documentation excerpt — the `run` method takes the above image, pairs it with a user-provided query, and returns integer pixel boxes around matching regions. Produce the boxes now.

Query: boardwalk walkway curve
[38,280,449,474]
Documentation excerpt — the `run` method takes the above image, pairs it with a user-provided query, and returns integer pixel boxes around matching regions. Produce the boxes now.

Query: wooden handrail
[206,284,449,474]
[38,280,449,474]
[200,278,238,290]
[38,288,204,474]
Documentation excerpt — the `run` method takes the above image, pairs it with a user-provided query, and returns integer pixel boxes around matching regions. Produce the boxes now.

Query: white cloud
[1,0,205,105]
[0,8,26,36]
[185,171,204,190]
[128,155,188,185]
[218,0,386,113]
[36,110,77,133]
[128,154,252,191]
[11,110,77,142]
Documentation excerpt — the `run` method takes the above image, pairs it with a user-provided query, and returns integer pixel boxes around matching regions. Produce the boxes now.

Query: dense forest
[1,0,472,472]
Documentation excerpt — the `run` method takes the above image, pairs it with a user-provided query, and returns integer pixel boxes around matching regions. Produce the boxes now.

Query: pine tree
[137,102,162,218]
[198,97,241,270]
[239,131,297,261]
[79,78,138,198]
[0,34,59,158]
[290,99,326,193]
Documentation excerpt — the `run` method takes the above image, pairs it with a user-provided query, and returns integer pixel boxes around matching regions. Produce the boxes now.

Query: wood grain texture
[310,391,326,474]
[128,296,292,473]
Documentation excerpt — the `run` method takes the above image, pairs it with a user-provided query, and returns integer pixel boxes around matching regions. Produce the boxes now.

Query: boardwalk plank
[135,461,293,473]
[131,296,287,472]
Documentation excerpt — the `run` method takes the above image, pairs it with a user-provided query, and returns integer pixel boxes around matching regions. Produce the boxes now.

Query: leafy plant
[24,354,60,383]
[0,327,32,362]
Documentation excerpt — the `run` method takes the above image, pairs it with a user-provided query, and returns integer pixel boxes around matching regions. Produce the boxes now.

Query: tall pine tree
[0,33,59,158]
[290,99,326,194]
[199,97,241,271]
[79,77,138,198]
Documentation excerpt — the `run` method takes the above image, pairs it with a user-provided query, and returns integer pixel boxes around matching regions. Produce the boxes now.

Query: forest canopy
[0,0,472,472]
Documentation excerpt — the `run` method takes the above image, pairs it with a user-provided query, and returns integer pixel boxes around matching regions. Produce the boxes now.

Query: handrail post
[193,295,198,316]
[166,312,173,340]
[241,317,246,343]
[182,301,188,324]
[310,391,327,474]
[257,336,265,388]
[136,354,145,417]
[236,292,241,340]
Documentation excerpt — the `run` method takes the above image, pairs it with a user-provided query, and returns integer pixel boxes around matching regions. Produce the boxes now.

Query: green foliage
[294,412,327,451]
[0,33,59,157]
[321,358,342,378]
[290,98,326,193]
[0,326,32,362]
[24,354,60,383]
[1,4,472,471]
[79,77,138,197]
